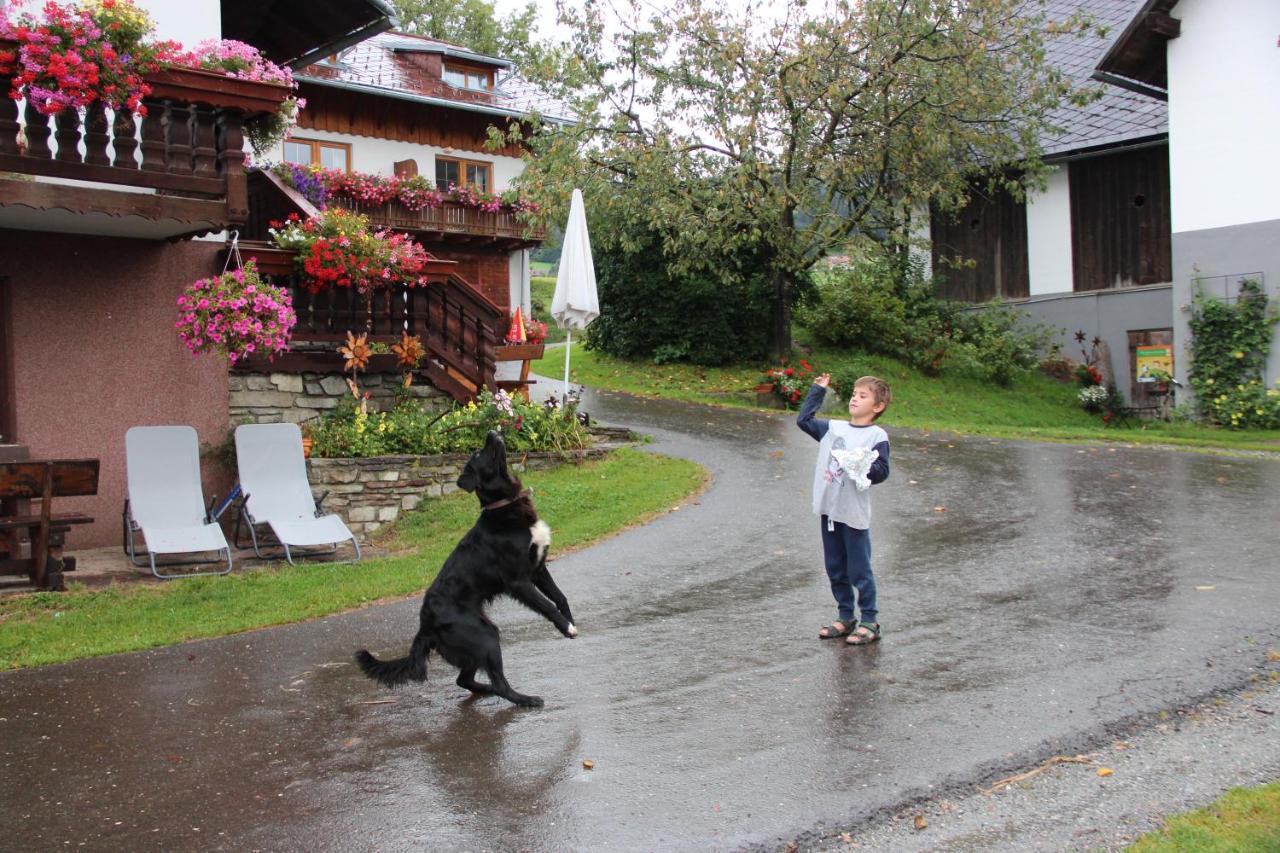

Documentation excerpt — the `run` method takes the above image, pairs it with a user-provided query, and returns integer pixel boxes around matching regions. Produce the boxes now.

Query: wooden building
[0,0,397,549]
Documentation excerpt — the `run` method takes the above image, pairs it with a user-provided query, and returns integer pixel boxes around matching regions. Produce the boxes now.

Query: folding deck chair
[233,423,361,565]
[123,426,232,578]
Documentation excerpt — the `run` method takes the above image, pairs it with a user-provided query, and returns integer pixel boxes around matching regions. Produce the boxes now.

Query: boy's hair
[855,376,891,420]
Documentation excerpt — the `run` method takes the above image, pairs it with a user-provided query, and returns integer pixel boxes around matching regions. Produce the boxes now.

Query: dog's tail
[355,632,431,689]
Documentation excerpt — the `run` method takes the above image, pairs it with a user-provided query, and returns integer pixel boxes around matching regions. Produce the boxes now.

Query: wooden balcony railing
[0,49,289,237]
[232,243,502,402]
[330,194,547,247]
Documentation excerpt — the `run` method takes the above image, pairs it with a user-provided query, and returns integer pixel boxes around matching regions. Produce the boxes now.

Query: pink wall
[4,230,232,547]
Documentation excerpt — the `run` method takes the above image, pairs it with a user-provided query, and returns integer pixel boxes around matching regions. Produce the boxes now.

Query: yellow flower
[1234,351,1245,359]
[1206,378,1215,385]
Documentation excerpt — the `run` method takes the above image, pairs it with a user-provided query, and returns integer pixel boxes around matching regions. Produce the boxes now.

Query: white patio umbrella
[550,188,600,400]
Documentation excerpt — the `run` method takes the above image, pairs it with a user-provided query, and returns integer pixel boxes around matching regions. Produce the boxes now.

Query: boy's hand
[815,373,831,388]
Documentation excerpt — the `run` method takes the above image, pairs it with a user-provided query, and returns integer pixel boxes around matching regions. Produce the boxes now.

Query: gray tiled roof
[299,31,576,124]
[1041,0,1166,155]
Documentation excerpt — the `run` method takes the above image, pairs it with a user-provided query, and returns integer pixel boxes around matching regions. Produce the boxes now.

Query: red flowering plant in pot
[268,210,431,294]
[762,359,817,408]
[524,317,548,344]
[0,0,179,116]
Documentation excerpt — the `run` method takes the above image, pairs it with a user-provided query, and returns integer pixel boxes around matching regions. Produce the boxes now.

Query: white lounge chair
[233,423,361,565]
[123,426,233,578]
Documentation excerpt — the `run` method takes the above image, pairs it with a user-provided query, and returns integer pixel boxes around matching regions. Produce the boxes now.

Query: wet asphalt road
[2,388,1279,852]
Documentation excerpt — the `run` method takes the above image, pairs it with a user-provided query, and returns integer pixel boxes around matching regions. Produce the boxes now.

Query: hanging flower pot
[176,259,296,365]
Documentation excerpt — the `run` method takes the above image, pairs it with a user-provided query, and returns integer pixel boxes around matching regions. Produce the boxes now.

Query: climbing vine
[1187,278,1280,428]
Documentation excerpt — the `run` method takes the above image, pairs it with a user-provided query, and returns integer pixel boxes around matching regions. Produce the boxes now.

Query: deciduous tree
[390,0,537,62]
[512,0,1094,357]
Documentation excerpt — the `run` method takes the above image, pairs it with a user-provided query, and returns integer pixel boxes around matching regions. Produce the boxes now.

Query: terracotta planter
[301,437,314,458]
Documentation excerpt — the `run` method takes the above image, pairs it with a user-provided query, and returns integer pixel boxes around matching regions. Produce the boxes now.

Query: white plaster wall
[509,249,530,315]
[1167,0,1280,233]
[1025,166,1074,296]
[134,0,221,47]
[267,127,526,191]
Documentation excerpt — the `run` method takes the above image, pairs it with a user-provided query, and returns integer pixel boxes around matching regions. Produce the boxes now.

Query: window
[443,63,493,91]
[436,156,491,193]
[282,137,351,172]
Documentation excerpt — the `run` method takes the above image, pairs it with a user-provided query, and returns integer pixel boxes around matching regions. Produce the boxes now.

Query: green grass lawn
[0,449,706,670]
[1129,781,1280,851]
[530,346,1280,453]
[529,275,567,344]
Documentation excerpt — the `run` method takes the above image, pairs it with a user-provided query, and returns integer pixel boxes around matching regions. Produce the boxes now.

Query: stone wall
[307,443,616,538]
[229,371,449,425]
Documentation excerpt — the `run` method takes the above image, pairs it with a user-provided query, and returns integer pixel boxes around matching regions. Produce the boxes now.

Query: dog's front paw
[566,623,578,638]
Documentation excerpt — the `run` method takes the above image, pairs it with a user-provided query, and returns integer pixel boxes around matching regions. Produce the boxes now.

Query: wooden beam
[1146,12,1180,39]
[0,179,230,228]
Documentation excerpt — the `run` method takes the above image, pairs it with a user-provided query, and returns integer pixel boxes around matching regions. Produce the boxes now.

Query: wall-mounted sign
[1136,345,1173,383]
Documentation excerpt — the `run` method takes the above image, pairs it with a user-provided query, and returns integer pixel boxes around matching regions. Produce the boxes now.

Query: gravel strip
[812,673,1280,852]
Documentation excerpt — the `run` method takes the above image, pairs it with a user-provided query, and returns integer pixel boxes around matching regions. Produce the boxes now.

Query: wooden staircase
[231,242,501,403]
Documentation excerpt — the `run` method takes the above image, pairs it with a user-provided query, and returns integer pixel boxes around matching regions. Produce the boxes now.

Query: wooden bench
[0,459,100,591]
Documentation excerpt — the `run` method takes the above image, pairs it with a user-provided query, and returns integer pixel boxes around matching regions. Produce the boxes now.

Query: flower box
[146,65,291,117]
[497,342,545,362]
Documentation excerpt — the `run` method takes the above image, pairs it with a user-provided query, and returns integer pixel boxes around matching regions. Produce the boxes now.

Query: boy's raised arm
[795,378,830,440]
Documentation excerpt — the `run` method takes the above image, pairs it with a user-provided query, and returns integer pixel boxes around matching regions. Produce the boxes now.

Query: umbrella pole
[562,331,572,403]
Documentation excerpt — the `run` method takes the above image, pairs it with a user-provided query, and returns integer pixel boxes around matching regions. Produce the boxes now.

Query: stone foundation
[229,371,449,425]
[307,444,614,538]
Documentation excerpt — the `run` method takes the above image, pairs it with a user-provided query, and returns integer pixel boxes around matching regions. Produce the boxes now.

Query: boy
[796,374,891,645]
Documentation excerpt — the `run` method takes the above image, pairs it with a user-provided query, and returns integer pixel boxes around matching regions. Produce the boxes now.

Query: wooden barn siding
[1069,145,1172,291]
[930,186,1030,302]
[297,84,526,158]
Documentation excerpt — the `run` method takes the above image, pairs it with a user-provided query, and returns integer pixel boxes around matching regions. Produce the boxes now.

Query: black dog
[355,430,576,707]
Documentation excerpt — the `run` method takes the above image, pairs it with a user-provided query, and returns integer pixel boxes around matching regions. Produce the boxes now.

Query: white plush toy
[830,447,880,491]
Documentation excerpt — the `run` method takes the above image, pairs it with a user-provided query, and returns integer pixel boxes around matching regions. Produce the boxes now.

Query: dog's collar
[482,489,532,512]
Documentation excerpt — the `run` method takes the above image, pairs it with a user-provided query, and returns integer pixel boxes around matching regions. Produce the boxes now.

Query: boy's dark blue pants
[820,517,877,625]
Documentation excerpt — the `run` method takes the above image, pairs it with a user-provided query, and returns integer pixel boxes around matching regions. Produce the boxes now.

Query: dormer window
[443,63,493,91]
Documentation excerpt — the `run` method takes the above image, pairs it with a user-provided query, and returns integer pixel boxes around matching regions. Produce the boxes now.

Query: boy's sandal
[818,619,855,639]
[845,622,881,645]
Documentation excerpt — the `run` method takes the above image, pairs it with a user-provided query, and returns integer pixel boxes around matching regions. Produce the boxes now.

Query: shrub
[309,390,592,458]
[796,248,1047,385]
[1187,278,1279,427]
[1198,379,1280,430]
[586,233,771,366]
[949,302,1055,387]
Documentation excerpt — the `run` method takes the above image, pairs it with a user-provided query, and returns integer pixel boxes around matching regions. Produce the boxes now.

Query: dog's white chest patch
[530,520,551,563]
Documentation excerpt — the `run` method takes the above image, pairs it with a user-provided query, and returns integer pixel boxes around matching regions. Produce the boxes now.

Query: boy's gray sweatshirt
[795,384,891,530]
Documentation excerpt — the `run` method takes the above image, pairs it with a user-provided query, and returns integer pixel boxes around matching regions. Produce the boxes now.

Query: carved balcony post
[217,109,248,222]
[22,101,52,159]
[83,102,111,165]
[111,107,139,168]
[190,106,217,178]
[0,87,19,156]
[139,98,167,172]
[165,100,193,175]
[53,106,83,163]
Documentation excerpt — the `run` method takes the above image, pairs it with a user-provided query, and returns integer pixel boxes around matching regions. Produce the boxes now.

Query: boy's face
[848,384,886,422]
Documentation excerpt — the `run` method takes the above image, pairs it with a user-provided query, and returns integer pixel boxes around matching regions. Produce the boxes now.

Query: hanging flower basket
[176,259,296,365]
